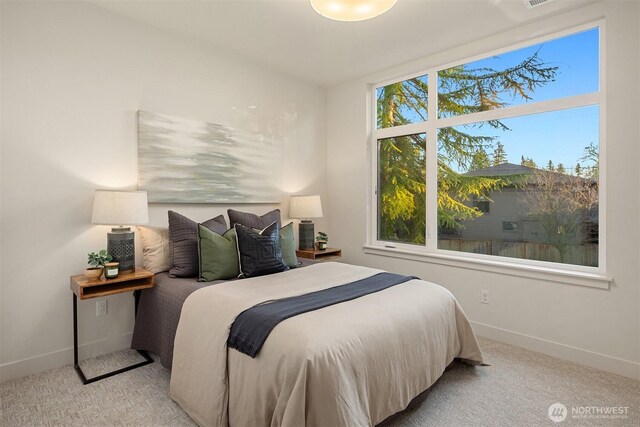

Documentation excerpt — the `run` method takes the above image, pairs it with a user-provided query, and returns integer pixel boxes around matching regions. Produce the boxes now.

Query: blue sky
[451,105,599,171]
[377,27,600,171]
[462,27,599,103]
[444,27,600,171]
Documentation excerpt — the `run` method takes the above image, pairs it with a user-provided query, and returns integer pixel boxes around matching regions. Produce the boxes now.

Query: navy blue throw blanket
[227,272,418,358]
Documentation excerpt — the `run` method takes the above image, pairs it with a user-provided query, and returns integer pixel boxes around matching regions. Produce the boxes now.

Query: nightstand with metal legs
[70,269,154,385]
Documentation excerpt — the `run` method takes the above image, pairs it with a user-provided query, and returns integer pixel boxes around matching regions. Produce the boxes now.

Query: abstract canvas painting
[138,111,282,203]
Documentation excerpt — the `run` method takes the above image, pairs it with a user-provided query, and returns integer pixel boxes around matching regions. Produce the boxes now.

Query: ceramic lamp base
[298,220,315,250]
[107,227,135,273]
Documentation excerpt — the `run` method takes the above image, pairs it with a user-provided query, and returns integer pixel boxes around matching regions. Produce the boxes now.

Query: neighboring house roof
[463,162,596,186]
[464,163,533,177]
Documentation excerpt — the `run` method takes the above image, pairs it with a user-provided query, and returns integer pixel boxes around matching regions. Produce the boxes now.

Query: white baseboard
[3,325,639,383]
[0,332,133,383]
[472,321,640,380]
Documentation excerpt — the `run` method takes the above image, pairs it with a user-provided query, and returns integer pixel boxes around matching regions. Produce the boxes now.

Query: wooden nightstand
[296,247,342,261]
[70,268,154,384]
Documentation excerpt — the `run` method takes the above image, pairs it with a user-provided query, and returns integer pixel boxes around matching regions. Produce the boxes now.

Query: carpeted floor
[1,337,638,426]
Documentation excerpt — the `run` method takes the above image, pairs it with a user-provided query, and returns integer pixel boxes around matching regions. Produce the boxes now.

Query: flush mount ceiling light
[310,0,398,22]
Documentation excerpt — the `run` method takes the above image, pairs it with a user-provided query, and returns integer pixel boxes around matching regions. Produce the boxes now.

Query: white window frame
[366,21,609,289]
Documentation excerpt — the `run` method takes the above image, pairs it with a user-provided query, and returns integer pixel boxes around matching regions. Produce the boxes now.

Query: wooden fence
[438,239,598,267]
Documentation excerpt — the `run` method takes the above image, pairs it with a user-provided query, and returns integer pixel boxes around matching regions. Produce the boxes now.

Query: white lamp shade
[310,0,398,22]
[289,195,323,219]
[91,190,149,225]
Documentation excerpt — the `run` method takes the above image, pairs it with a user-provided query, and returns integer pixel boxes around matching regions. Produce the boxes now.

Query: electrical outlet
[480,290,490,305]
[96,300,108,316]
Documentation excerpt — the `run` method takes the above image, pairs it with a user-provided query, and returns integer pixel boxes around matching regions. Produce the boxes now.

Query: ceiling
[89,0,594,87]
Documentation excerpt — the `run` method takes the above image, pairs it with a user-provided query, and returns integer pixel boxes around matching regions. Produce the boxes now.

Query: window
[502,221,518,232]
[371,26,602,271]
[377,133,426,244]
[472,195,490,213]
[437,28,599,118]
[376,75,428,129]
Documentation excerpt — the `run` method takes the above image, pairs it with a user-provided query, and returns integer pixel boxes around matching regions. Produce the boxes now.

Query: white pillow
[138,226,170,274]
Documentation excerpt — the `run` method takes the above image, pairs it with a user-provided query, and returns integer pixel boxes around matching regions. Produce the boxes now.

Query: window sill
[362,245,611,289]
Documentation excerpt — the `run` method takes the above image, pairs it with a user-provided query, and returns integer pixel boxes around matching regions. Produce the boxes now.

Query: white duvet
[171,262,483,427]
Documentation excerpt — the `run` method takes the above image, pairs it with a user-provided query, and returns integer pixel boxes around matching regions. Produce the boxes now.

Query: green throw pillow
[280,222,298,268]
[197,225,240,281]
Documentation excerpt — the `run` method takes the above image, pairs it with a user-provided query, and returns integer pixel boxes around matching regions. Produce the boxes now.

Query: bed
[131,259,316,369]
[169,261,484,427]
[131,272,225,369]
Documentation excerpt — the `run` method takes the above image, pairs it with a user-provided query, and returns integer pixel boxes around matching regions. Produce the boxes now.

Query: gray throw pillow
[235,222,288,278]
[168,211,227,277]
[228,208,281,230]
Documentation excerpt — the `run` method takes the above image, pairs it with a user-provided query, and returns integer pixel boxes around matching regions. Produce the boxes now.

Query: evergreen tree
[492,142,507,166]
[556,163,566,174]
[521,156,537,168]
[470,151,491,171]
[547,160,555,172]
[574,163,582,177]
[377,51,558,241]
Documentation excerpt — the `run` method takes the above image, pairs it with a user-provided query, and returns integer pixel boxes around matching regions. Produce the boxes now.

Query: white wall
[327,1,640,379]
[0,0,326,380]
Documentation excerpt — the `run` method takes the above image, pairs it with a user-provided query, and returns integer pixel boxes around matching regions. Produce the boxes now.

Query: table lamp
[91,190,149,274]
[289,195,323,250]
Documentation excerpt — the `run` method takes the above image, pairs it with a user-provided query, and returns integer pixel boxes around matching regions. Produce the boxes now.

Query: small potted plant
[85,250,112,279]
[315,232,328,250]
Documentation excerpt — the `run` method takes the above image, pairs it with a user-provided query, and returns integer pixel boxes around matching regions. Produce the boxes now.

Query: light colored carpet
[1,337,638,426]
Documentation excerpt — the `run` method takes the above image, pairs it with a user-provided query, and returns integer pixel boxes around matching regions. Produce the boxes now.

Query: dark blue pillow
[235,222,288,278]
